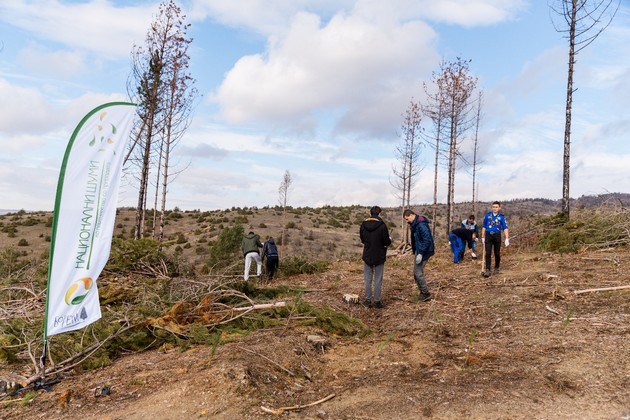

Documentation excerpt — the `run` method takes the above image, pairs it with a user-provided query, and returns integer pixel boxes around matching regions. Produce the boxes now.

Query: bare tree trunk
[135,126,153,240]
[432,105,442,236]
[472,90,483,215]
[551,0,620,220]
[561,4,577,219]
[152,137,164,239]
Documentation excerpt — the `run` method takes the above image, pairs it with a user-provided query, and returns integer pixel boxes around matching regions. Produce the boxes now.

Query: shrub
[206,223,244,270]
[17,239,29,246]
[280,256,330,276]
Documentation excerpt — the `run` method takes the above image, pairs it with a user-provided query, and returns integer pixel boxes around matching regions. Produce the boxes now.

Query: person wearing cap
[359,206,392,309]
[241,230,263,281]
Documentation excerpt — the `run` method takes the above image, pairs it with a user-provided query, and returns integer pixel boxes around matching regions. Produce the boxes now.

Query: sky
[1,0,629,212]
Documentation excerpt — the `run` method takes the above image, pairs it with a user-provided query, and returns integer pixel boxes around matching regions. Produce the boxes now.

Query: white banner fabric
[45,102,136,337]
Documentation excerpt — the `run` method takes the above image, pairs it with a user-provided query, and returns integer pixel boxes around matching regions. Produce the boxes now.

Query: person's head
[468,214,475,223]
[370,205,382,217]
[403,209,415,222]
[491,201,501,213]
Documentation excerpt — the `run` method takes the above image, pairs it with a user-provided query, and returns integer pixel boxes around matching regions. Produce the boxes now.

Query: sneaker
[471,252,477,259]
[363,299,371,308]
[373,301,385,309]
[493,268,500,274]
[419,292,432,302]
[483,269,491,277]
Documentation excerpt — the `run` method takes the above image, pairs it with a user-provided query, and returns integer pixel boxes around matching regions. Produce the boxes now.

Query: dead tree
[471,90,484,215]
[550,0,620,219]
[127,0,197,240]
[278,170,292,258]
[422,62,449,236]
[439,58,477,234]
[391,100,423,244]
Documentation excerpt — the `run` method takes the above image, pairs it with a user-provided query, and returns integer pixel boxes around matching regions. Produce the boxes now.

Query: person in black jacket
[359,206,392,309]
[262,237,279,281]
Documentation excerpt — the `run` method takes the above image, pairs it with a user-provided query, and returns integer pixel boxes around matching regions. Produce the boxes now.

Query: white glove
[481,237,485,244]
[504,238,510,247]
[415,254,423,264]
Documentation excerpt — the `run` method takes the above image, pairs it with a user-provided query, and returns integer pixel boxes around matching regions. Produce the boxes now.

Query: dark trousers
[265,256,279,280]
[485,232,502,270]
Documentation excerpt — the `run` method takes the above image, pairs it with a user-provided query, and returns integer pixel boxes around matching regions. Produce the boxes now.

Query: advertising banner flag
[44,102,136,337]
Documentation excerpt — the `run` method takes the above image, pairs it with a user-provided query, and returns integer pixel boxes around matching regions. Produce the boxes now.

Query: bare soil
[3,244,629,419]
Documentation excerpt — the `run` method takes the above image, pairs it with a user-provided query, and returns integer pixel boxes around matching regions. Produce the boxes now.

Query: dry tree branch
[25,323,138,386]
[260,393,336,415]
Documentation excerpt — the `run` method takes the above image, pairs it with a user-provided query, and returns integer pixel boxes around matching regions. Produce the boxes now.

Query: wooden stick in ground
[480,240,485,275]
[573,285,630,295]
[260,393,336,415]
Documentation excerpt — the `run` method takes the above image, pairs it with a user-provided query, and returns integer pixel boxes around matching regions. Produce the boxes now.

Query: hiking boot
[419,292,432,302]
[483,269,491,277]
[493,268,500,275]
[363,299,371,308]
[373,301,385,309]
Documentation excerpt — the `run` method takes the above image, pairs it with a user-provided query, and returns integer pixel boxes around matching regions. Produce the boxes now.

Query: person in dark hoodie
[241,231,263,281]
[403,209,434,302]
[262,237,279,281]
[359,206,392,308]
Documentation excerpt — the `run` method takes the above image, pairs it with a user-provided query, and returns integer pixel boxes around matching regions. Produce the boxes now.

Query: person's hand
[481,237,485,244]
[415,254,423,264]
[505,238,510,247]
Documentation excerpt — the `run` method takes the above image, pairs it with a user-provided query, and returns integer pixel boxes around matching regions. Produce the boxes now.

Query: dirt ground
[2,244,629,419]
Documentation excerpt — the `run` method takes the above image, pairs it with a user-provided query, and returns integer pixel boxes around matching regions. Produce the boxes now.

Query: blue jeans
[364,263,384,302]
[414,259,430,295]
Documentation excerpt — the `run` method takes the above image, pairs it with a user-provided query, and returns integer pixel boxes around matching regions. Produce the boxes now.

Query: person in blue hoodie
[403,209,435,302]
[359,206,392,309]
[449,227,475,263]
[262,237,279,281]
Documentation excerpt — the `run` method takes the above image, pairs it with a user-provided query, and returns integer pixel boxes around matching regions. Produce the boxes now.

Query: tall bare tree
[550,0,620,219]
[439,58,477,234]
[127,0,197,240]
[471,90,484,215]
[278,170,292,258]
[391,100,423,244]
[422,62,449,235]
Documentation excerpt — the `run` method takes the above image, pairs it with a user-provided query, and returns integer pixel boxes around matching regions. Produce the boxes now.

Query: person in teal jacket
[403,209,434,302]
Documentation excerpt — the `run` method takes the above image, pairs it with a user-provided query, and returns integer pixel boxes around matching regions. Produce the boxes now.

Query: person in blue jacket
[403,209,434,302]
[449,227,474,263]
[481,201,510,277]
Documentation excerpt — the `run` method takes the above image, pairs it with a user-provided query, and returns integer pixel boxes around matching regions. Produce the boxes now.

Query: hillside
[1,196,629,419]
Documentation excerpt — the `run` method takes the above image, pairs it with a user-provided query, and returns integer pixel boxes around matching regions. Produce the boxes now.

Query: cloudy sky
[1,0,628,212]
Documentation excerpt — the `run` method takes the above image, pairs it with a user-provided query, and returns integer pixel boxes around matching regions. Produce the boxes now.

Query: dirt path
[3,248,629,419]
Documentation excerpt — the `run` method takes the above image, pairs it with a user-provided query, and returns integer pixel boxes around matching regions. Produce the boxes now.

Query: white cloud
[0,1,153,58]
[0,79,60,134]
[213,9,437,136]
[18,42,88,78]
